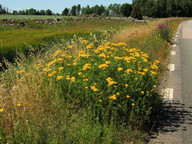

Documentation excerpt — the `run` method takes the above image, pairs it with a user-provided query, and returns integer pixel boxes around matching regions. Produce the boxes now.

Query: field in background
[0,17,188,143]
[0,18,132,63]
[0,15,68,19]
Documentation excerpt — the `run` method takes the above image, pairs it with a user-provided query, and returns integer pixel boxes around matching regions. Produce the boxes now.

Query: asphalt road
[148,20,192,144]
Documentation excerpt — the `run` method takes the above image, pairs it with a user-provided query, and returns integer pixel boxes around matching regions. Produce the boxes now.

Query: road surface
[148,20,192,144]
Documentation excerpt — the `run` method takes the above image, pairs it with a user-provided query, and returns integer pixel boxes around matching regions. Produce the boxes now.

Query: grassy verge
[0,18,187,143]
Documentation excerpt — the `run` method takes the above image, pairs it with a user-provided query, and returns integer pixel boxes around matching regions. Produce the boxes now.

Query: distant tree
[12,10,18,15]
[131,3,143,20]
[71,5,77,16]
[46,9,52,15]
[99,5,105,15]
[25,9,29,15]
[28,8,37,15]
[144,0,155,17]
[103,7,109,16]
[91,5,105,15]
[62,8,69,16]
[77,4,81,15]
[81,5,92,14]
[108,3,121,16]
[0,5,6,14]
[121,3,132,17]
[19,10,26,15]
[40,10,46,15]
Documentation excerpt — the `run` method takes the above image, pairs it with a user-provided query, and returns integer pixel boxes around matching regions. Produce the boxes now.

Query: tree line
[133,0,192,18]
[1,0,192,18]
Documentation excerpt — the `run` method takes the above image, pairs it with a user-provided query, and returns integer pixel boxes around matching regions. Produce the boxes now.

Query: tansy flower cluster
[15,40,160,124]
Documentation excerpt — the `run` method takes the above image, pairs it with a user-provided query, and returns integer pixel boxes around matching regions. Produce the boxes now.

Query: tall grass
[0,18,186,143]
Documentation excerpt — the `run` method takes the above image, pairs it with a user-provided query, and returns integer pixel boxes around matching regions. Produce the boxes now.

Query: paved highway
[149,20,192,144]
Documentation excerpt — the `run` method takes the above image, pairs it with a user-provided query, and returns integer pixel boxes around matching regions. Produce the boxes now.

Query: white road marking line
[172,44,177,47]
[171,51,176,55]
[174,38,177,41]
[162,88,174,101]
[175,35,178,38]
[168,64,175,71]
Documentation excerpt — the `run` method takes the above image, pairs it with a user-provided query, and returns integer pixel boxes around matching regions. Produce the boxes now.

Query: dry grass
[111,18,179,43]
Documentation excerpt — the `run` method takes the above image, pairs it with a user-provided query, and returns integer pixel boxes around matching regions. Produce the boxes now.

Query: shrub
[155,22,171,42]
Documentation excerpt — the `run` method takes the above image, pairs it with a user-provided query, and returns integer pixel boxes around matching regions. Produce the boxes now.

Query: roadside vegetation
[0,17,186,143]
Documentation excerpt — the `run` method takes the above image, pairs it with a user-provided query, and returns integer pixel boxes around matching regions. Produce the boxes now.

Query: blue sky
[1,0,132,14]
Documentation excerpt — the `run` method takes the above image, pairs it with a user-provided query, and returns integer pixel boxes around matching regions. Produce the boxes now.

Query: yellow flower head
[71,77,76,82]
[57,76,64,80]
[90,86,99,92]
[143,69,148,72]
[17,103,21,107]
[86,44,94,49]
[98,64,108,70]
[118,67,123,71]
[126,69,133,74]
[126,95,130,98]
[78,72,82,75]
[83,63,91,71]
[105,61,111,65]
[66,75,70,80]
[83,78,89,82]
[109,94,117,100]
[106,77,117,86]
[82,40,88,44]
[67,45,73,49]
[99,53,107,58]
[114,57,123,60]
[132,103,135,106]
[54,50,62,57]
[17,69,25,74]
[58,58,64,62]
[151,71,157,75]
[59,67,64,71]
[48,71,57,77]
[0,108,4,113]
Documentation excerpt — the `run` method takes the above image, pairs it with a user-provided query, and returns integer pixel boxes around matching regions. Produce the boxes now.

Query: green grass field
[0,15,68,19]
[0,18,133,63]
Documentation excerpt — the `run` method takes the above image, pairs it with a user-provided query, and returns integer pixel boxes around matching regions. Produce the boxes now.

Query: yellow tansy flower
[109,94,117,100]
[57,76,64,80]
[118,67,123,71]
[78,72,82,75]
[67,45,73,49]
[59,67,64,70]
[17,103,21,107]
[126,95,130,98]
[66,75,70,80]
[0,108,4,113]
[90,86,99,92]
[71,77,76,82]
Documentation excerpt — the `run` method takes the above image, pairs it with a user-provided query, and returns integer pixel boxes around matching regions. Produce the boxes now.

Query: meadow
[0,17,187,143]
[0,17,132,63]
